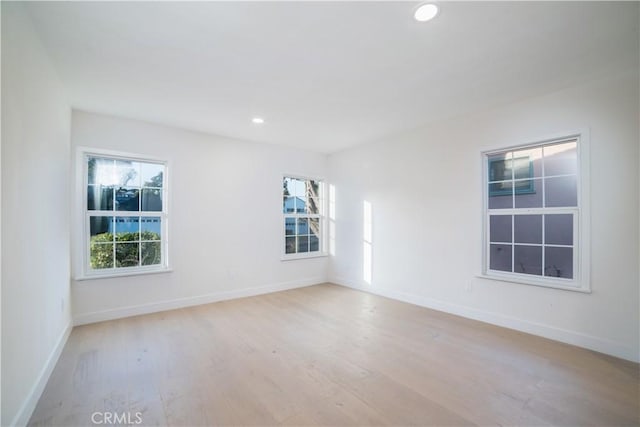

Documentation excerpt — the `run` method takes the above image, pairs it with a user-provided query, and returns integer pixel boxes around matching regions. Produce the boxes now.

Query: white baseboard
[73,276,326,326]
[332,276,639,363]
[11,322,72,427]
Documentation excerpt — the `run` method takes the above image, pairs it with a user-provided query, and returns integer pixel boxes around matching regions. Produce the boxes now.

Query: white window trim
[479,130,591,293]
[74,147,171,280]
[281,173,328,261]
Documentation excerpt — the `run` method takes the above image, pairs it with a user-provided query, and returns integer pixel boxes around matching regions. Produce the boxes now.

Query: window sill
[281,252,328,262]
[476,272,590,293]
[75,267,173,282]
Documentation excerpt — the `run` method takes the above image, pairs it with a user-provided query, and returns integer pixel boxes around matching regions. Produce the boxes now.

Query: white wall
[328,68,640,362]
[71,111,328,324]
[1,3,72,425]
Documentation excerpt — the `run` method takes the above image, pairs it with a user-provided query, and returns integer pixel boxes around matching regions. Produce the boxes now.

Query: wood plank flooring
[29,284,639,426]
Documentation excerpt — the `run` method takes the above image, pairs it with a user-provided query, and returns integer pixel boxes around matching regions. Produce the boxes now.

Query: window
[283,176,324,258]
[483,135,589,291]
[81,151,168,277]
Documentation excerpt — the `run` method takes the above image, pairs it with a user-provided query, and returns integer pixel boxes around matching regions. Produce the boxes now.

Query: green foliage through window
[90,231,161,269]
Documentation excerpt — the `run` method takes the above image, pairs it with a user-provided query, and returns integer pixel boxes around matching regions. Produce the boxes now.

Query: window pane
[514,179,542,208]
[514,215,542,244]
[297,218,309,235]
[514,245,542,276]
[283,177,323,257]
[115,217,139,241]
[488,154,513,182]
[115,188,140,211]
[545,176,577,207]
[141,163,163,188]
[297,236,309,253]
[283,196,296,213]
[489,244,512,272]
[141,242,161,266]
[87,186,114,211]
[90,216,113,239]
[88,157,114,186]
[89,217,114,269]
[296,197,306,213]
[283,177,294,196]
[485,140,580,285]
[545,214,573,246]
[141,188,163,211]
[307,180,321,199]
[489,180,513,196]
[513,157,532,180]
[285,236,296,254]
[512,147,542,179]
[86,155,167,273]
[116,242,139,267]
[115,160,140,187]
[90,243,113,269]
[544,141,577,177]
[489,215,511,243]
[285,218,295,236]
[310,235,320,252]
[291,178,306,198]
[309,218,320,239]
[545,247,573,279]
[488,183,513,209]
[307,197,320,214]
[141,217,161,240]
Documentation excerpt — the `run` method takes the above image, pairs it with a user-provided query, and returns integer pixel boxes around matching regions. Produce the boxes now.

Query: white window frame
[281,174,327,260]
[74,147,171,280]
[480,131,591,292]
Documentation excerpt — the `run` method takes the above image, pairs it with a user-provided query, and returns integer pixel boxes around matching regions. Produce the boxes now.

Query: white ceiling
[26,1,639,153]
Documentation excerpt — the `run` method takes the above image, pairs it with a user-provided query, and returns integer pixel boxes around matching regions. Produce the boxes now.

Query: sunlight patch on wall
[329,184,336,256]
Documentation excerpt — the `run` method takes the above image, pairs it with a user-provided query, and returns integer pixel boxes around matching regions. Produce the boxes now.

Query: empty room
[1,1,639,426]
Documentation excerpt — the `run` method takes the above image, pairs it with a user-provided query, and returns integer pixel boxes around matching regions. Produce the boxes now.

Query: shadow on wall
[364,200,372,284]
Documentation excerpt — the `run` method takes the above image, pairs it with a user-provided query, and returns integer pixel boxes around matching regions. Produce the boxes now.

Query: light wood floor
[29,284,639,426]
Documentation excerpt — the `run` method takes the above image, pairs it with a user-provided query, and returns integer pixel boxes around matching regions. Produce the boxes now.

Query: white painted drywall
[1,3,73,425]
[70,111,328,323]
[328,68,640,362]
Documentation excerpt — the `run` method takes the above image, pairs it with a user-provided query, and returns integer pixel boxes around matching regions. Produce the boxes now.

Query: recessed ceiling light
[414,3,439,22]
[252,117,265,124]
